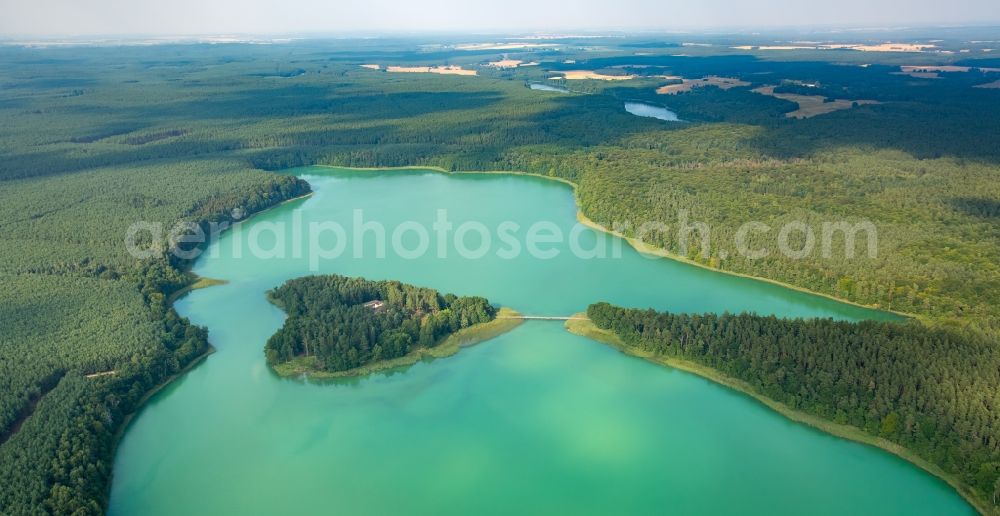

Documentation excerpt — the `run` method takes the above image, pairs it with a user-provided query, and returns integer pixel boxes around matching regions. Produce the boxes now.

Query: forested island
[2,32,1000,514]
[579,302,1000,512]
[266,275,516,377]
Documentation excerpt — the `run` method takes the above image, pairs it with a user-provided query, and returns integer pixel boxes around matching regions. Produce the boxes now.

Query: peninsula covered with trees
[583,302,1000,512]
[2,30,1000,513]
[266,275,506,376]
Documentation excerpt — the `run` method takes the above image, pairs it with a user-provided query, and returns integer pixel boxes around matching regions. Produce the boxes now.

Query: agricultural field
[2,29,1000,513]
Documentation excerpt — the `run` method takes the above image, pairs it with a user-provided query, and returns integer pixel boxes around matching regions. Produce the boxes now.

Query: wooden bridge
[497,315,588,321]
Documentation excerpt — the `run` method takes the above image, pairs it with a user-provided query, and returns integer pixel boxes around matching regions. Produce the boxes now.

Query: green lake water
[108,167,973,515]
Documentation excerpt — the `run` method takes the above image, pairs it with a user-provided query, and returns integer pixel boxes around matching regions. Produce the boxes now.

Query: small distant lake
[624,101,680,121]
[529,83,570,93]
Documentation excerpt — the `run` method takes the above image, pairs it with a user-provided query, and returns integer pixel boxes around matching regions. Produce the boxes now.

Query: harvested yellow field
[486,59,524,68]
[894,65,1000,78]
[903,65,971,73]
[385,65,477,76]
[901,65,1000,73]
[733,45,815,50]
[853,43,937,52]
[358,64,381,70]
[975,79,1000,89]
[556,70,636,80]
[456,42,558,51]
[733,43,937,52]
[656,76,750,95]
[752,86,879,119]
[893,71,941,79]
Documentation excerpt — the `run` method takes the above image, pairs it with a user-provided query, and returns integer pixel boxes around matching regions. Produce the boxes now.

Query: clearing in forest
[752,85,879,119]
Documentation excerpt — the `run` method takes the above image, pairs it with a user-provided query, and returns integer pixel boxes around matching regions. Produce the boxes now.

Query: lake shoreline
[105,187,316,507]
[166,276,228,305]
[306,164,909,320]
[109,164,976,514]
[572,211,912,321]
[105,343,215,502]
[564,316,988,515]
[270,307,524,380]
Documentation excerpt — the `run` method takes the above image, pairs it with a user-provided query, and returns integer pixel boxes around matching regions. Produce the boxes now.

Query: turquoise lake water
[108,167,971,515]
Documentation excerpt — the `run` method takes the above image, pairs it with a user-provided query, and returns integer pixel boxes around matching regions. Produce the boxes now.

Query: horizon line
[3,23,1000,41]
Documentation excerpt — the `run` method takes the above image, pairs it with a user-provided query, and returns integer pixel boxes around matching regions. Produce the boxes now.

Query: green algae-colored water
[108,167,972,515]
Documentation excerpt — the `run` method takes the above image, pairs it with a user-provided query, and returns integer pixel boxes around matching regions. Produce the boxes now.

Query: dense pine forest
[0,151,310,512]
[1,33,999,513]
[586,302,1000,510]
[266,275,495,373]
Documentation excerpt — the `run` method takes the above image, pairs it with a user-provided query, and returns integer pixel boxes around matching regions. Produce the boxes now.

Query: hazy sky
[1,0,998,37]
